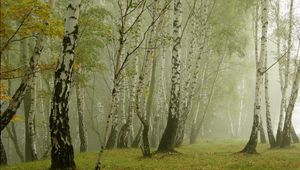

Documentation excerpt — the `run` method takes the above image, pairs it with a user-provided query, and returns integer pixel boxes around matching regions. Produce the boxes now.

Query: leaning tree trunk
[264,50,276,148]
[281,57,300,148]
[75,67,88,152]
[0,33,44,165]
[49,0,81,168]
[157,0,182,152]
[241,0,268,154]
[291,124,299,143]
[132,125,143,148]
[5,47,25,163]
[0,131,7,166]
[6,122,25,162]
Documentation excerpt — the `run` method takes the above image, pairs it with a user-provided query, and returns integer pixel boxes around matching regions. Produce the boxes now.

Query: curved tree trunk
[0,132,7,166]
[6,54,25,162]
[0,34,44,165]
[132,125,143,148]
[281,60,300,147]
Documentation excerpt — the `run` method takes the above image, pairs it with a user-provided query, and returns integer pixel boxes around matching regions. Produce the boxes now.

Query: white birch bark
[28,68,38,160]
[49,0,81,168]
[75,67,88,152]
[157,0,182,152]
[241,0,268,153]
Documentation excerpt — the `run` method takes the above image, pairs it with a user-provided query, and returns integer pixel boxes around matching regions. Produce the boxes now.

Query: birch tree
[280,0,297,148]
[0,25,44,166]
[157,0,182,152]
[264,53,276,148]
[75,66,88,152]
[49,0,81,168]
[240,0,268,154]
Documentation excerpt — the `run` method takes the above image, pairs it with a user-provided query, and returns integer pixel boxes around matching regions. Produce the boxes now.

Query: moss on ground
[2,139,300,170]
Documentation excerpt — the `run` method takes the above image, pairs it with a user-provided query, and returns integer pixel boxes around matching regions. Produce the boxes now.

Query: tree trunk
[141,124,151,157]
[28,70,38,160]
[259,115,267,144]
[291,124,299,143]
[117,10,142,148]
[49,0,81,168]
[157,0,182,153]
[24,87,33,162]
[150,111,160,147]
[194,45,226,142]
[20,38,34,162]
[132,125,143,148]
[281,61,300,147]
[117,74,137,148]
[0,132,7,166]
[190,102,200,144]
[4,61,25,163]
[75,69,88,152]
[236,79,245,137]
[106,125,118,149]
[0,35,43,160]
[241,0,268,154]
[280,0,295,148]
[176,0,209,147]
[276,0,291,147]
[189,63,208,144]
[39,75,50,154]
[6,120,25,162]
[264,49,276,148]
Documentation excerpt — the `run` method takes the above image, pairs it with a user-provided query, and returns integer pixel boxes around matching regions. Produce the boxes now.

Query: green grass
[3,139,300,170]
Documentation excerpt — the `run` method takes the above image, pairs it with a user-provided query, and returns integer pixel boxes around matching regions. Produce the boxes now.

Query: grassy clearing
[2,139,300,170]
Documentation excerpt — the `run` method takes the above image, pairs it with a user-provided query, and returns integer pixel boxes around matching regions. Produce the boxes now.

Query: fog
[1,0,300,169]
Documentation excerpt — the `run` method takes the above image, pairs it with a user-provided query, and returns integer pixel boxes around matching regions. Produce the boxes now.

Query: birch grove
[1,0,300,169]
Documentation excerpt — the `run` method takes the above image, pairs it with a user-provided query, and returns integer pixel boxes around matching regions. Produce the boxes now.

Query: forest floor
[3,139,300,170]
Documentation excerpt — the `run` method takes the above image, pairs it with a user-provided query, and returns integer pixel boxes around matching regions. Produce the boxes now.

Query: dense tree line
[0,0,299,169]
